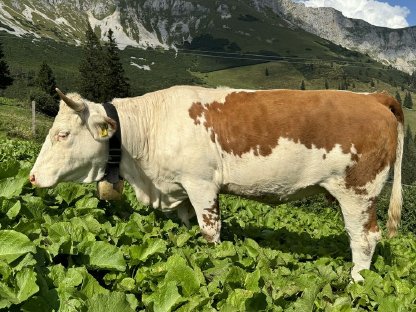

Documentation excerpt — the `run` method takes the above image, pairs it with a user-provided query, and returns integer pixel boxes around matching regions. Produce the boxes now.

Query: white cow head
[30,89,117,187]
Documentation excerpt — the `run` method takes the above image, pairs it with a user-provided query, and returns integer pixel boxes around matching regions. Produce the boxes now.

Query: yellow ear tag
[100,128,108,137]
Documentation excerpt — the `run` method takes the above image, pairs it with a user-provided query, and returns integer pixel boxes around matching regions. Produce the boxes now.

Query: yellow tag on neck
[100,128,108,137]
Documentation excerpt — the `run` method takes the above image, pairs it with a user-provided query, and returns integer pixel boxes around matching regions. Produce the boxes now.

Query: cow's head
[30,89,117,187]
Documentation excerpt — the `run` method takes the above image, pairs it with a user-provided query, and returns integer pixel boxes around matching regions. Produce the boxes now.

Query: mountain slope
[253,0,416,74]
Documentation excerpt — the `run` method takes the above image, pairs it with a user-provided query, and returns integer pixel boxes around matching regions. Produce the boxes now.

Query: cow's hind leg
[344,198,381,281]
[183,181,221,243]
[323,182,382,281]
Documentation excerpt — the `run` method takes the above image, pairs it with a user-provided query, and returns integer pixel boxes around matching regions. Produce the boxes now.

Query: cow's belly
[220,137,354,202]
[222,183,327,204]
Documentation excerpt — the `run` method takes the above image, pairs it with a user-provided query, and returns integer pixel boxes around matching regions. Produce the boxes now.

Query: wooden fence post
[32,100,36,137]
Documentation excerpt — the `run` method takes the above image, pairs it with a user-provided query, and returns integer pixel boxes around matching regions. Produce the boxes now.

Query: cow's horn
[56,88,85,112]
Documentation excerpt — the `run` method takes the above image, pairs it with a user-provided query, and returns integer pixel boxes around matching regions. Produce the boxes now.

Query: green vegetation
[0,139,415,311]
[104,29,130,99]
[78,22,130,102]
[0,33,81,98]
[300,79,305,90]
[0,40,13,91]
[30,61,59,116]
[403,125,416,185]
[79,22,107,102]
[0,97,52,141]
[34,61,58,100]
[404,91,414,109]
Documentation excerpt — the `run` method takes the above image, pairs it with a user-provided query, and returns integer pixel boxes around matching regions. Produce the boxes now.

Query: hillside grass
[404,109,416,133]
[193,60,407,90]
[0,97,52,141]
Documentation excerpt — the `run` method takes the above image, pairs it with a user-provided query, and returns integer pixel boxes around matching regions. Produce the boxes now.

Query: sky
[295,0,416,28]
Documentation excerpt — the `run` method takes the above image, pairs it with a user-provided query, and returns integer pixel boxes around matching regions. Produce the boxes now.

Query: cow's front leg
[183,182,221,243]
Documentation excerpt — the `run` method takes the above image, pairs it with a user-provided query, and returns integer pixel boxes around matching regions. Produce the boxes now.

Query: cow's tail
[375,92,403,238]
[386,121,404,238]
[372,91,404,238]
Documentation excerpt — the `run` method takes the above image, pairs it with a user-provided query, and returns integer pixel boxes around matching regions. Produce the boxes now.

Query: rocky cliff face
[252,0,416,73]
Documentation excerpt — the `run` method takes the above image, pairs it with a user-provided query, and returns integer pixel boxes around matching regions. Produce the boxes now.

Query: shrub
[29,88,58,117]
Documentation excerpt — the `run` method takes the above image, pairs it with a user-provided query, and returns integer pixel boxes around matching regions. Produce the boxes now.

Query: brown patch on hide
[188,90,402,195]
[202,214,214,227]
[188,102,204,125]
[364,199,379,233]
[202,197,220,228]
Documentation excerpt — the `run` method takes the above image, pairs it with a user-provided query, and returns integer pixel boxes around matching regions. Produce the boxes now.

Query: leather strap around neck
[102,102,122,184]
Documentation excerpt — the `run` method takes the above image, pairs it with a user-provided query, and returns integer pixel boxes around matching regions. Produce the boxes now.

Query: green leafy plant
[0,139,415,311]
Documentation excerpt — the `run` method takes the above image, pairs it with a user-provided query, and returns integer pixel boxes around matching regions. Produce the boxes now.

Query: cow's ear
[89,116,117,141]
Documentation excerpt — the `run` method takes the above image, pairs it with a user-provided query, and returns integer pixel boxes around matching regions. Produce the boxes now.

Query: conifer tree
[395,91,402,105]
[404,91,413,109]
[404,92,409,108]
[0,41,13,91]
[31,61,59,116]
[103,28,130,101]
[36,61,57,99]
[79,22,106,102]
[324,79,329,89]
[410,71,416,89]
[300,80,305,90]
[403,125,416,184]
[265,67,269,76]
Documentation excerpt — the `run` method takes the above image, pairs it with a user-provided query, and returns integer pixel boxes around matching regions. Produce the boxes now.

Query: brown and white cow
[30,86,403,281]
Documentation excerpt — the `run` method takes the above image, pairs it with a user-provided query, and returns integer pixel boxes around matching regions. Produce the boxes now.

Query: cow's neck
[113,94,160,178]
[112,94,168,205]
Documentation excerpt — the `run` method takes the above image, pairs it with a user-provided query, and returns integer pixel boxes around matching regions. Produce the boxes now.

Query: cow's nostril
[29,174,36,184]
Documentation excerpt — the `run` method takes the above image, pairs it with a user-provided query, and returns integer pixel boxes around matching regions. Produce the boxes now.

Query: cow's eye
[57,131,69,140]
